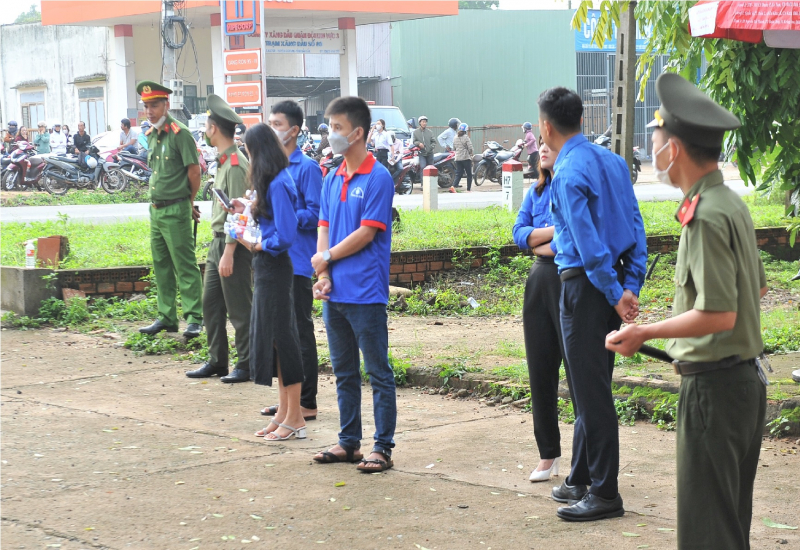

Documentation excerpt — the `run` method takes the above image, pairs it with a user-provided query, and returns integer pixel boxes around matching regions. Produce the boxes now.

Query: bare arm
[526,226,555,248]
[606,309,737,357]
[760,286,768,299]
[533,242,555,257]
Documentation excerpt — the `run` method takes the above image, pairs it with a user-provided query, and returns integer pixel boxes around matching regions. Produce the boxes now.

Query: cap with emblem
[206,93,243,125]
[647,73,740,148]
[136,81,172,102]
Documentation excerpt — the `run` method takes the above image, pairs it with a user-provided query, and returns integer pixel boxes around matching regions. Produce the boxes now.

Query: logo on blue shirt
[350,186,365,199]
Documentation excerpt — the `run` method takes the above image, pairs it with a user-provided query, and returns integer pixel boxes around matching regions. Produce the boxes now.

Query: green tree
[459,1,499,9]
[14,4,41,24]
[572,1,800,238]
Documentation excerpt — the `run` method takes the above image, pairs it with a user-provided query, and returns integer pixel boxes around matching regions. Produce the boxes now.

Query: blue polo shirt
[319,153,394,305]
[257,168,298,257]
[550,134,647,306]
[286,147,322,279]
[512,176,555,251]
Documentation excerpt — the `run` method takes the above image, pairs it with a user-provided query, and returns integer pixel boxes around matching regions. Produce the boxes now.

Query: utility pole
[612,1,636,183]
[161,0,187,123]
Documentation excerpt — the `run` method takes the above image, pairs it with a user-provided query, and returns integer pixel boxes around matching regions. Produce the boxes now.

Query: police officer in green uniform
[186,94,253,381]
[606,73,768,550]
[136,81,204,338]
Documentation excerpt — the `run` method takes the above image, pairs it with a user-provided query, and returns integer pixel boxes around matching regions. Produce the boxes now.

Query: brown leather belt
[151,196,190,209]
[672,355,746,376]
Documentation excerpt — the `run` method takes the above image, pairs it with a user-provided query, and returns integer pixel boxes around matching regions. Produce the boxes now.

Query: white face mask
[273,127,294,146]
[375,124,382,131]
[653,141,678,186]
[152,116,167,130]
[328,128,358,155]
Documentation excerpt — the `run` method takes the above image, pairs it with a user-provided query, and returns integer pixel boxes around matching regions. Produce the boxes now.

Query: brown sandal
[356,451,394,473]
[313,447,363,464]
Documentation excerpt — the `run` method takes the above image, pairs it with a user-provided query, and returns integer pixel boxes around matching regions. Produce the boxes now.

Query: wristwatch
[322,249,332,263]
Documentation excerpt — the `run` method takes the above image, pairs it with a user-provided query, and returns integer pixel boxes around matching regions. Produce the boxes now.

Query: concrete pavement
[0,180,753,224]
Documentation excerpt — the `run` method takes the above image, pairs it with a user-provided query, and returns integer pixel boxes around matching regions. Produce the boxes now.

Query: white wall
[0,22,109,132]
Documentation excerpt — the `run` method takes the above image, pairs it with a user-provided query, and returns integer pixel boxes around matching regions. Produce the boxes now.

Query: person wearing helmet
[315,123,330,159]
[50,123,67,156]
[137,120,151,153]
[452,123,474,191]
[523,122,539,178]
[438,117,461,152]
[34,121,51,153]
[3,121,18,153]
[412,115,436,171]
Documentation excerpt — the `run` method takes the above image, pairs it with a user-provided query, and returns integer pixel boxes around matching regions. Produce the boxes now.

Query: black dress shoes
[551,480,588,504]
[556,493,625,522]
[183,323,202,338]
[220,369,250,383]
[186,362,229,378]
[139,319,179,334]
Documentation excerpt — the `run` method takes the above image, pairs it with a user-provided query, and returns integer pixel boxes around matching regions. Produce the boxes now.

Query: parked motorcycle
[2,141,48,191]
[389,154,416,195]
[114,150,152,192]
[200,161,218,201]
[430,150,456,189]
[319,148,344,178]
[474,139,524,186]
[41,146,122,195]
[593,129,642,184]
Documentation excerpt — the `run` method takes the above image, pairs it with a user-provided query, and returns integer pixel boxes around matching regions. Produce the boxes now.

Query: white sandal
[255,419,279,438]
[263,422,307,441]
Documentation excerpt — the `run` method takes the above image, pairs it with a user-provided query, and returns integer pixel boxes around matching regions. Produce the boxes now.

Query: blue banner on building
[574,9,649,52]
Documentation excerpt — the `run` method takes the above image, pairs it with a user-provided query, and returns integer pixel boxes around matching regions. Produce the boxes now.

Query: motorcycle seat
[496,151,514,162]
[432,153,450,163]
[52,156,79,164]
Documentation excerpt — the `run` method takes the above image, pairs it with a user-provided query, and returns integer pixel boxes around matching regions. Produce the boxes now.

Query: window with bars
[20,90,46,130]
[78,86,106,136]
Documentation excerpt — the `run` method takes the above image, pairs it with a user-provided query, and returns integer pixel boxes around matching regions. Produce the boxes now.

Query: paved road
[0,180,752,224]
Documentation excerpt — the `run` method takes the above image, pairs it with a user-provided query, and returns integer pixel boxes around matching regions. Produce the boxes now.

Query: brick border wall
[50,227,794,297]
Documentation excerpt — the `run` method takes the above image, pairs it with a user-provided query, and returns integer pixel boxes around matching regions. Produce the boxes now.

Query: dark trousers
[419,153,434,171]
[676,361,766,550]
[560,273,622,499]
[453,159,473,190]
[203,237,252,372]
[293,275,319,409]
[523,257,570,459]
[375,148,390,169]
[527,152,540,177]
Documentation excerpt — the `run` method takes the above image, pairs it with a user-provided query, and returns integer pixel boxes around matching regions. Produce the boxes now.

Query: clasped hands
[606,289,645,357]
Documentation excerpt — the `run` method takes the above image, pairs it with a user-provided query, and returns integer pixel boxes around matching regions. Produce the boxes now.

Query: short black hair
[121,118,131,128]
[271,100,304,129]
[659,128,721,165]
[208,114,235,139]
[325,96,370,143]
[537,87,583,135]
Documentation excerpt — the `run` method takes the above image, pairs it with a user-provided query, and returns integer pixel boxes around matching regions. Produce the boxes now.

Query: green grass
[1,196,788,268]
[1,187,149,207]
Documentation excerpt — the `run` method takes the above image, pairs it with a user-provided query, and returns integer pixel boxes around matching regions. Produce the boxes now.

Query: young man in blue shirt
[310,96,397,472]
[538,87,647,522]
[260,100,323,421]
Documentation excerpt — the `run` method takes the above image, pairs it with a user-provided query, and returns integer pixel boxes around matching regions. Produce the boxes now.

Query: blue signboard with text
[574,9,649,52]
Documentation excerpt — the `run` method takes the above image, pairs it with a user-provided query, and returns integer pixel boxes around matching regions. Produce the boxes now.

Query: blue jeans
[322,301,396,457]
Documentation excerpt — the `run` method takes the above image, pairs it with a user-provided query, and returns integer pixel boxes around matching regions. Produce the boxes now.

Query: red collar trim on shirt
[336,153,376,202]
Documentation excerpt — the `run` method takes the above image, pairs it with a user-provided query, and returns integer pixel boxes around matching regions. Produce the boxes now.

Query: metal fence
[577,52,670,158]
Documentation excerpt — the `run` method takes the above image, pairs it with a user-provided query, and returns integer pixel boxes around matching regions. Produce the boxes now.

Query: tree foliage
[14,4,41,24]
[459,1,499,9]
[572,0,800,223]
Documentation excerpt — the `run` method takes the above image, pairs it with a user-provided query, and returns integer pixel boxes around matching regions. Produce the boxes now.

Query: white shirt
[390,139,404,164]
[371,130,393,151]
[50,131,67,155]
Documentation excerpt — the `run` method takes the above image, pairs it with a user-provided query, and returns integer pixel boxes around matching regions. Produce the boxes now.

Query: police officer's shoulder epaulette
[678,193,701,227]
[145,127,153,136]
[230,153,239,166]
[170,122,180,134]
